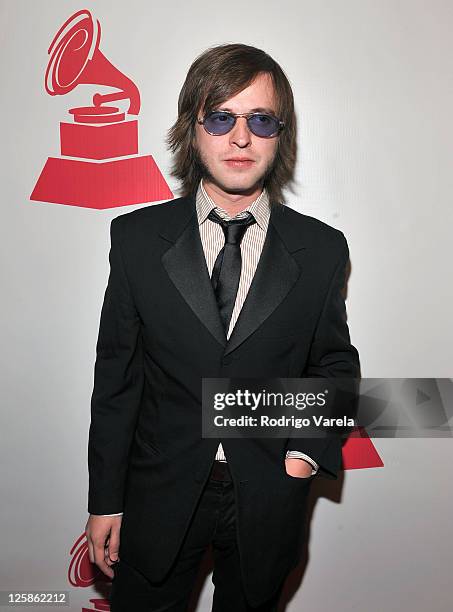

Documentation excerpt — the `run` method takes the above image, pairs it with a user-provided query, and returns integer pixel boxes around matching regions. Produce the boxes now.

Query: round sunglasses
[197,110,285,138]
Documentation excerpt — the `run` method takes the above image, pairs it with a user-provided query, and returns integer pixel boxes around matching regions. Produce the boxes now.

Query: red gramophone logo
[31,8,173,209]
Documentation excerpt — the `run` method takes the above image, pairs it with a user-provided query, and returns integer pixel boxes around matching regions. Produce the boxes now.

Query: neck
[202,180,263,216]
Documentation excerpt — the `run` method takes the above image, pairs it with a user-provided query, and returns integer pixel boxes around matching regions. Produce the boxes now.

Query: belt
[209,460,232,482]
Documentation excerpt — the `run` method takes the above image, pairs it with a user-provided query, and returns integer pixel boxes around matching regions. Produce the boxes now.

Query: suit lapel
[160,195,306,355]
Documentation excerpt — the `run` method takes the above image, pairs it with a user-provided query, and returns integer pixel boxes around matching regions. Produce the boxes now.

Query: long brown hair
[166,43,297,205]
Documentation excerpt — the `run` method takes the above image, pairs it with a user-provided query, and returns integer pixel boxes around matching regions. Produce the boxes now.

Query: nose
[228,116,252,148]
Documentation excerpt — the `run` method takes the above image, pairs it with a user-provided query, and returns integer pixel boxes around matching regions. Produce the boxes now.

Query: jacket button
[222,356,232,365]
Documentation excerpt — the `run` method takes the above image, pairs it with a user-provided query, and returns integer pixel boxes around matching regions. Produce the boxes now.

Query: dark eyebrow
[216,106,277,115]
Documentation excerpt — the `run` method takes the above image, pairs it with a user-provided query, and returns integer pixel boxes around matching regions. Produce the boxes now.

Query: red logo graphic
[82,600,110,612]
[342,426,384,470]
[31,9,173,209]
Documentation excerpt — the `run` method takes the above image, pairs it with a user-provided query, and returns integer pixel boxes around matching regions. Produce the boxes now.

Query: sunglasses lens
[248,114,280,137]
[202,112,281,137]
[203,112,235,135]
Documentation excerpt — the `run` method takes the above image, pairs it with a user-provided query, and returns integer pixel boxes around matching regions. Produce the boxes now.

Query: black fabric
[110,462,283,611]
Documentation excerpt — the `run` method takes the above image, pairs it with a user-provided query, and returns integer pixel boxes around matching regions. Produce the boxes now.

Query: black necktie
[208,209,257,335]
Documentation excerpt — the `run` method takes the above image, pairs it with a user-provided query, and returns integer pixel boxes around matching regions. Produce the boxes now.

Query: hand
[285,458,314,478]
[85,514,122,579]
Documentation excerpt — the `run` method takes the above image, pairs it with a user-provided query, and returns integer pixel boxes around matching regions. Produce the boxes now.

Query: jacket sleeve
[87,217,145,514]
[286,232,361,479]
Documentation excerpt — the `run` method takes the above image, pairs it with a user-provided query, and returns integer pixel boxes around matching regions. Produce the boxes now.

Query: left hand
[285,458,314,478]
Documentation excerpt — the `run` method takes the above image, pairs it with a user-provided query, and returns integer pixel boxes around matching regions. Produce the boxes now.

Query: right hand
[85,514,123,579]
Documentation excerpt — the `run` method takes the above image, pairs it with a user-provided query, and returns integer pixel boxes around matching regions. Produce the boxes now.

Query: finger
[87,538,95,564]
[104,543,119,566]
[107,526,121,563]
[85,530,95,564]
[94,541,114,579]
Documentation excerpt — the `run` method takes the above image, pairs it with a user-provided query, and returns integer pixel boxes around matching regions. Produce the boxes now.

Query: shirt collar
[195,179,270,230]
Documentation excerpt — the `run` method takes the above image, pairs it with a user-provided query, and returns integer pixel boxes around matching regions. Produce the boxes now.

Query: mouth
[224,158,255,168]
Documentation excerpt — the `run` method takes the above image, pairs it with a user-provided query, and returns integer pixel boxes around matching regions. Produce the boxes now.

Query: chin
[218,174,262,194]
[221,182,260,195]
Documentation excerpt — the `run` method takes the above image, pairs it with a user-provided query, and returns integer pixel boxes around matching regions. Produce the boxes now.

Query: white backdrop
[1,0,452,610]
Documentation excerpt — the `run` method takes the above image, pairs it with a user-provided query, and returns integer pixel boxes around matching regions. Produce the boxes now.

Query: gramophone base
[30,154,173,209]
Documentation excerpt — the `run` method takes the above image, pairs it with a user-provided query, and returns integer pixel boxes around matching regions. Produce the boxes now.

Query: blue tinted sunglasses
[197,110,285,138]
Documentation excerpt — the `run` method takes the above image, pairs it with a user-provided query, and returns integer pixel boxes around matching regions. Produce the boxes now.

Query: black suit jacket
[88,194,360,606]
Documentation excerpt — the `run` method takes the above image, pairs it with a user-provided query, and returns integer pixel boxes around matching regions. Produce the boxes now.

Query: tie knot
[207,209,257,245]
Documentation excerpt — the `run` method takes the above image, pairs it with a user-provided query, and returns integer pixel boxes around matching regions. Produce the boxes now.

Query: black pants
[110,461,284,611]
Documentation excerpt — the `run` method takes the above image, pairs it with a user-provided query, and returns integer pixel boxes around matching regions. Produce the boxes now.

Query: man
[86,43,360,611]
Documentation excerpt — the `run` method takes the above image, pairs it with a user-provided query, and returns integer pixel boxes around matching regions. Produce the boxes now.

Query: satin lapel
[223,205,303,356]
[160,197,227,348]
[160,197,305,355]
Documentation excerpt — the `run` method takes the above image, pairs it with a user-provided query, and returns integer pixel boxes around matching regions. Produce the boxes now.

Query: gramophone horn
[45,8,140,115]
